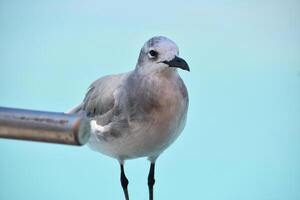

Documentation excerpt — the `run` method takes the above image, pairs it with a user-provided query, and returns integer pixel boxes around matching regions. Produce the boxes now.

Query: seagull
[69,36,189,200]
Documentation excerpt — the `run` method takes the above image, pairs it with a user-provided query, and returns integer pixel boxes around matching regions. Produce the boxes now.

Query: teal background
[0,1,300,200]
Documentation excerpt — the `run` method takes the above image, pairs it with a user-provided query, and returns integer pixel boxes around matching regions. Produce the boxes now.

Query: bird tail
[66,103,83,114]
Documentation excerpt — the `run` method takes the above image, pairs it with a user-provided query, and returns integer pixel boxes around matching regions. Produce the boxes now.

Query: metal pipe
[0,107,90,146]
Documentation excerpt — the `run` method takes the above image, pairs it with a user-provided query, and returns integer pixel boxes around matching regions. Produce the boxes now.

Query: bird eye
[148,50,158,58]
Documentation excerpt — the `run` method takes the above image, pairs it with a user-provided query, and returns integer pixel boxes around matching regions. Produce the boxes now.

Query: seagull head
[136,36,190,72]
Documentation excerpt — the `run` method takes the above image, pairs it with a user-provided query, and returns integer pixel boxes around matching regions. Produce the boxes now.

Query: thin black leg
[148,162,155,200]
[120,164,129,200]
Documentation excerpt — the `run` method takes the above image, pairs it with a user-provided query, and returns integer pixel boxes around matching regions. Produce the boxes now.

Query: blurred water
[0,1,300,200]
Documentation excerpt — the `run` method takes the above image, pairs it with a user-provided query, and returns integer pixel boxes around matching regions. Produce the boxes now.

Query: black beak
[162,56,190,72]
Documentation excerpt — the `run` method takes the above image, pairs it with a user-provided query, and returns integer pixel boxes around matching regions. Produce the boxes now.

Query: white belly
[88,97,188,162]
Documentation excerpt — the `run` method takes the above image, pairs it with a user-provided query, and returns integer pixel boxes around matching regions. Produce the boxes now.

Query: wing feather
[69,73,129,126]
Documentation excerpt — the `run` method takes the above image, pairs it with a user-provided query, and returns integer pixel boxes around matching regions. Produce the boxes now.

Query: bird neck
[135,65,178,78]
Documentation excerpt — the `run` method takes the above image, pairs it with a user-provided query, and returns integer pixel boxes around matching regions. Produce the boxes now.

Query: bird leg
[120,164,129,200]
[148,163,155,200]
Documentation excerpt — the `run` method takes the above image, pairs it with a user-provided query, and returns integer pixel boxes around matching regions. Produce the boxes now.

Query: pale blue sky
[0,1,300,200]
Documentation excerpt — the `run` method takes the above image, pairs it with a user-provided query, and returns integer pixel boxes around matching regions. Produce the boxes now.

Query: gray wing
[69,73,129,126]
